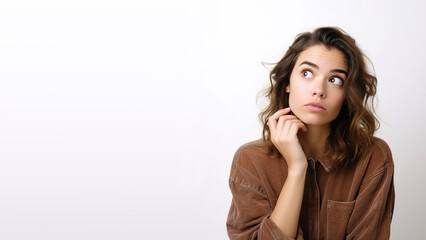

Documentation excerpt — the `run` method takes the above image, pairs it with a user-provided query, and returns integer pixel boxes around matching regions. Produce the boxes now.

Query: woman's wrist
[288,162,308,176]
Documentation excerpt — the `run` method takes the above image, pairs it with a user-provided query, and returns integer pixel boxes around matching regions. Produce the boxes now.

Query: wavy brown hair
[258,27,379,170]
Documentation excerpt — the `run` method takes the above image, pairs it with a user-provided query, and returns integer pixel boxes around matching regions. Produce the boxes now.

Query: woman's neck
[297,124,330,160]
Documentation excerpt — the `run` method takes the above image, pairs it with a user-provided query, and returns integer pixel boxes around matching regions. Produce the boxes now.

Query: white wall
[0,0,425,239]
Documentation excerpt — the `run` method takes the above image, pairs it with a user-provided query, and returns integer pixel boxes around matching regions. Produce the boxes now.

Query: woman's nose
[312,79,326,98]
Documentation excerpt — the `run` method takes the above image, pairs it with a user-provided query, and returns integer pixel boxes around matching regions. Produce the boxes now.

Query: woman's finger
[269,108,291,122]
[275,115,297,136]
[288,121,308,138]
[268,108,292,138]
[273,116,298,144]
[281,119,302,138]
[275,115,286,141]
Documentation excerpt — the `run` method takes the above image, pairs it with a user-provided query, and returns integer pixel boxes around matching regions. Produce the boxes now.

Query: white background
[0,0,425,239]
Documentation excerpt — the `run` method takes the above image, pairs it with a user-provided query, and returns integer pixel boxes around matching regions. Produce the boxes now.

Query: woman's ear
[285,85,290,93]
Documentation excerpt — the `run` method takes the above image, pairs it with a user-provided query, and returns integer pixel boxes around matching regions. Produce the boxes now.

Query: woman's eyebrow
[300,61,319,69]
[330,69,348,77]
[299,61,347,77]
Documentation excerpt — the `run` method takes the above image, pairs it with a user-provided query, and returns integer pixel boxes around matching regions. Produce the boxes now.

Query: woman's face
[286,44,348,126]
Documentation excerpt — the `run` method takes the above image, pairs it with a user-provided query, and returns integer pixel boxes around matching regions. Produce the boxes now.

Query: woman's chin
[296,115,332,126]
[291,109,335,126]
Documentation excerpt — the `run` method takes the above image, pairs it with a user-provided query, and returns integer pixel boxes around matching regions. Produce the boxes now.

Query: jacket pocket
[326,199,355,240]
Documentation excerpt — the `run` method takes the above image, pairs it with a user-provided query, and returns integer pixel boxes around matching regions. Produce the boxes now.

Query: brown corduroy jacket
[226,137,395,240]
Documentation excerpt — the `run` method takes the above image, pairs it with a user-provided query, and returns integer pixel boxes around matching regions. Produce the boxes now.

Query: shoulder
[356,137,394,181]
[230,138,278,182]
[369,137,394,168]
[231,138,268,171]
[233,139,267,162]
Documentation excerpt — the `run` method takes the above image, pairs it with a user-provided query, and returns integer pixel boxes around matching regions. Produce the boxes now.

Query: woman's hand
[268,107,308,172]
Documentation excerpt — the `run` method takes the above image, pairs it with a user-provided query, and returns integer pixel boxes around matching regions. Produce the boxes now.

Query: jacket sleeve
[346,143,395,239]
[226,148,304,240]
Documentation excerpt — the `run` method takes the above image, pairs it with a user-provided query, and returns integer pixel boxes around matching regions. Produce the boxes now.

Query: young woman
[226,27,395,240]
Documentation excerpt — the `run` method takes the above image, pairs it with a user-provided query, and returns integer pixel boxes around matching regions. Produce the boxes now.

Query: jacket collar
[307,155,332,172]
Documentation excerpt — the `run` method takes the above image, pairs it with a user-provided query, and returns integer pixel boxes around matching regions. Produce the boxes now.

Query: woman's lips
[305,102,326,112]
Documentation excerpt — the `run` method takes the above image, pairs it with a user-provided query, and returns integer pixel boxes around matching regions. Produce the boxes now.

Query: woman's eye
[302,70,313,78]
[330,77,343,86]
